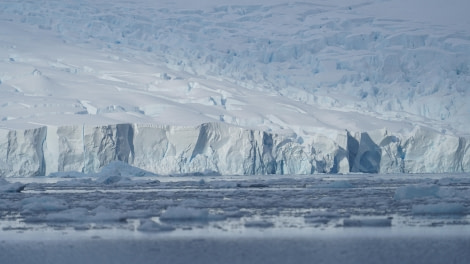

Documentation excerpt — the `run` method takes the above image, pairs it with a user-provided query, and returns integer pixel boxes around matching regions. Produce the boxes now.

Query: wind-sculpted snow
[0,123,468,177]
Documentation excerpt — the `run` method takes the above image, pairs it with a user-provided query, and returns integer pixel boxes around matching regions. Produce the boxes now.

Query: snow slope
[0,0,469,176]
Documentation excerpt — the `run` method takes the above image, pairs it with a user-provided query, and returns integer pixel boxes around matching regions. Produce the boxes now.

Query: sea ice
[21,196,68,213]
[244,220,275,228]
[90,205,125,223]
[0,179,25,193]
[44,208,88,223]
[137,219,176,232]
[304,210,344,224]
[160,206,210,222]
[343,218,392,227]
[315,180,354,189]
[394,184,440,200]
[412,203,466,215]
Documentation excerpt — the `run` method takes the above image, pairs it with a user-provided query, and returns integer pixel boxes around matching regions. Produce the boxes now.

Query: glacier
[1,123,468,177]
[2,0,468,133]
[1,1,470,262]
[0,0,469,177]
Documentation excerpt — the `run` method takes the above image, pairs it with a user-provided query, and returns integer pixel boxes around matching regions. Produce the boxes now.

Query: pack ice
[0,123,468,177]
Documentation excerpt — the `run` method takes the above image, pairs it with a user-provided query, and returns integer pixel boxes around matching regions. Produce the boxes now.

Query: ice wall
[0,123,469,177]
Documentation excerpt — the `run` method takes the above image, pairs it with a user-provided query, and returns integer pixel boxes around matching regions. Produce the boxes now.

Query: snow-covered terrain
[0,0,469,176]
[1,1,470,262]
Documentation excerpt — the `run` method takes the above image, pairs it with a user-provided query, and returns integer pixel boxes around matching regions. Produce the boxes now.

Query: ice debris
[316,180,354,189]
[244,220,275,228]
[48,161,159,185]
[95,161,157,178]
[137,219,175,232]
[412,203,466,215]
[45,208,88,223]
[21,196,68,213]
[0,179,25,193]
[343,218,392,227]
[394,184,440,200]
[160,206,210,222]
[304,210,344,224]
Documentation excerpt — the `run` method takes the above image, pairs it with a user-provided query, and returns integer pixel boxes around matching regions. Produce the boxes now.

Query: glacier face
[0,123,468,177]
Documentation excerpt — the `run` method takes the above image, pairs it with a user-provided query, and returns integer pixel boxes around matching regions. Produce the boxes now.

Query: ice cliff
[1,123,468,177]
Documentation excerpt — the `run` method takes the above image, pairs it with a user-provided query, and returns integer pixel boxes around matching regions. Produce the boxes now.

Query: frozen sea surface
[1,173,469,263]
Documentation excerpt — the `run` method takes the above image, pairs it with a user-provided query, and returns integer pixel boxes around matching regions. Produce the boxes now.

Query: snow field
[1,0,469,176]
[0,0,469,136]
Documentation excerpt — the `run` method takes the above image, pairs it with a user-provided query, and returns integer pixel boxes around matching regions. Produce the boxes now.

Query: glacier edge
[0,123,469,177]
